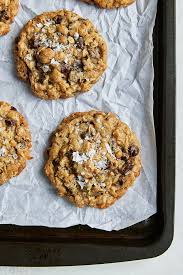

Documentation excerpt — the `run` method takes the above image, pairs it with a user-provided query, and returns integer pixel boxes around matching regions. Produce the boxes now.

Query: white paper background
[0,0,157,231]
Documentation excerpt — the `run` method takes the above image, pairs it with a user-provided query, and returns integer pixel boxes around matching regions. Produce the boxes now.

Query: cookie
[45,110,141,208]
[15,10,107,100]
[0,101,32,185]
[82,0,135,9]
[0,0,19,36]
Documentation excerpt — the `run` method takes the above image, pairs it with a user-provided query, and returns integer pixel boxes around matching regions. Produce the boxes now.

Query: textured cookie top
[0,102,32,185]
[15,10,107,100]
[82,0,135,9]
[0,0,19,36]
[45,111,141,208]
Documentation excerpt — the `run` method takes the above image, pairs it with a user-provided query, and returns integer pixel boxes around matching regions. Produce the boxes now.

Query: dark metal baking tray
[0,0,175,266]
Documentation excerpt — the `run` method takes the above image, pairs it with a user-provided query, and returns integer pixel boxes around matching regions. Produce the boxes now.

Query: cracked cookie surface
[45,110,141,208]
[0,101,32,185]
[0,0,19,36]
[82,0,135,9]
[15,10,107,100]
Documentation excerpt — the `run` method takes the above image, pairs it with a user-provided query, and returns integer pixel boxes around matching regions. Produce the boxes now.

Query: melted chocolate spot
[61,62,71,76]
[74,61,84,71]
[5,119,16,127]
[38,72,45,84]
[128,145,139,157]
[0,10,9,21]
[29,38,36,49]
[122,160,134,175]
[54,15,62,24]
[76,37,84,49]
[10,106,17,111]
[118,176,125,185]
[121,153,129,161]
[52,159,60,172]
[80,133,85,139]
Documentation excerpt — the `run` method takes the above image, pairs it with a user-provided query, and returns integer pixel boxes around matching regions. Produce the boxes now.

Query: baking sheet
[0,0,157,231]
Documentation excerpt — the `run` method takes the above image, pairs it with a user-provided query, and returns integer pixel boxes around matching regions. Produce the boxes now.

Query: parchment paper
[0,0,157,231]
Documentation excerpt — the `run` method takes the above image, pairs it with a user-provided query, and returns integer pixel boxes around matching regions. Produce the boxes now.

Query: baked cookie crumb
[0,0,19,36]
[0,101,32,185]
[45,110,141,208]
[15,10,107,100]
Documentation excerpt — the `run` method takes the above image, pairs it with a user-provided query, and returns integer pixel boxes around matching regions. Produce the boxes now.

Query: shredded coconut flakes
[42,65,50,73]
[12,153,18,160]
[77,175,86,189]
[99,182,106,188]
[72,149,96,164]
[36,23,43,28]
[86,149,96,158]
[51,58,60,65]
[44,20,53,27]
[25,53,33,61]
[94,160,108,170]
[105,143,116,158]
[0,147,6,157]
[74,32,79,40]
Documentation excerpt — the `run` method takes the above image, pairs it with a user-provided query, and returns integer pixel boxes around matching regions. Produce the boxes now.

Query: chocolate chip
[54,15,62,24]
[61,62,71,76]
[80,133,85,139]
[0,11,4,20]
[10,106,17,111]
[52,159,59,172]
[29,38,36,49]
[66,150,73,158]
[118,176,125,185]
[121,153,129,161]
[38,72,45,84]
[52,159,58,166]
[0,10,9,21]
[76,37,84,49]
[74,61,84,71]
[122,161,134,175]
[128,145,139,157]
[5,119,16,127]
[121,147,127,153]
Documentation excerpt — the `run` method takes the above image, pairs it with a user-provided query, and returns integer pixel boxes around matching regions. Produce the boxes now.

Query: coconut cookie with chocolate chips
[0,101,32,185]
[0,0,19,36]
[82,0,135,9]
[15,10,107,100]
[45,110,141,208]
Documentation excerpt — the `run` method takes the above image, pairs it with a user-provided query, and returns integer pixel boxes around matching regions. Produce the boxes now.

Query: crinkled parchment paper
[0,0,157,231]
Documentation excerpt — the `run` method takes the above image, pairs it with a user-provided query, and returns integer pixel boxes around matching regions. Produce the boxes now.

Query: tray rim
[0,0,175,266]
